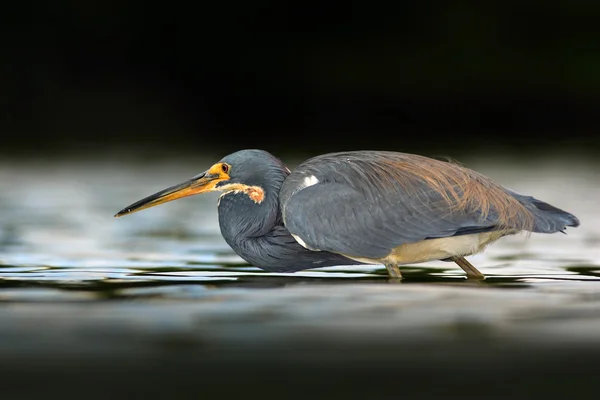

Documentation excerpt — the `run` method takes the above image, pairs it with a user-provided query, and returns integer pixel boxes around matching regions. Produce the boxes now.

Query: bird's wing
[280,151,531,259]
[282,181,494,259]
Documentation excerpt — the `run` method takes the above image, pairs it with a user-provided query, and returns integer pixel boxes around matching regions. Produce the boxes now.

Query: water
[1,155,599,399]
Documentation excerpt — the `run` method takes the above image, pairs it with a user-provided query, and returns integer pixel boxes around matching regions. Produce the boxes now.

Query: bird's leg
[385,263,403,279]
[453,257,485,280]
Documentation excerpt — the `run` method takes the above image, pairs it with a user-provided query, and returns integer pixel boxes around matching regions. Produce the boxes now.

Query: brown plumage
[378,153,536,232]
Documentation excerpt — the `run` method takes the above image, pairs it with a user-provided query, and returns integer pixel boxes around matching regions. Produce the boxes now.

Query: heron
[114,150,580,279]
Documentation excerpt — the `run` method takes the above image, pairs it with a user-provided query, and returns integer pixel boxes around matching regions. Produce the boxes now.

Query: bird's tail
[506,189,580,233]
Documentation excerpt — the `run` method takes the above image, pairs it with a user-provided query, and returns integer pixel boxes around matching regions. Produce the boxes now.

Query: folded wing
[279,151,538,259]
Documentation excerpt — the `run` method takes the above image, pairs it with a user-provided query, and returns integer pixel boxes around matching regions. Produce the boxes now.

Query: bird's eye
[221,164,229,173]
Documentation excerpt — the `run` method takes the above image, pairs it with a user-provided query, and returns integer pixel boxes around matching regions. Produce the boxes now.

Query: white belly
[346,231,511,265]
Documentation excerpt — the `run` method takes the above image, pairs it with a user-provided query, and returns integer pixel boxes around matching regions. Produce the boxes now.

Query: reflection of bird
[115,150,580,279]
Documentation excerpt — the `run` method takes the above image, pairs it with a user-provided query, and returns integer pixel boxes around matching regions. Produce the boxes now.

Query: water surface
[1,156,599,398]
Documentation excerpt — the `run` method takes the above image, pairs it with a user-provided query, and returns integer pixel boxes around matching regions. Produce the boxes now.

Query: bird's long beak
[114,170,221,218]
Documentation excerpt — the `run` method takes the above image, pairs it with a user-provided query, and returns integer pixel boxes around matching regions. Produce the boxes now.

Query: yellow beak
[114,170,222,217]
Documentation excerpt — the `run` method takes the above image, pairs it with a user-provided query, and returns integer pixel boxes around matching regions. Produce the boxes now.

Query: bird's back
[280,151,578,260]
[282,151,534,229]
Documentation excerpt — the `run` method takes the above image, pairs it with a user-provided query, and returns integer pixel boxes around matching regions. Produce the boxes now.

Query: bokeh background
[2,2,600,399]
[3,1,599,162]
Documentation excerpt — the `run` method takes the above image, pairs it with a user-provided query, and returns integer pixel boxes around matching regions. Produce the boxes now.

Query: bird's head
[114,149,289,218]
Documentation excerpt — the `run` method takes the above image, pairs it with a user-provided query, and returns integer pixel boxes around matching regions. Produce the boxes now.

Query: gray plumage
[279,151,579,261]
[216,150,362,272]
[115,149,580,276]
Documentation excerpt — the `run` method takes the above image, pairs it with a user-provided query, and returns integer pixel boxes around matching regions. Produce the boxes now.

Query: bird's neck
[217,186,359,272]
[217,186,282,242]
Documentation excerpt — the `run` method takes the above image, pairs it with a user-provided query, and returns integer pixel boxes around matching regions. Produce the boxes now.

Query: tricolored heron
[115,150,580,279]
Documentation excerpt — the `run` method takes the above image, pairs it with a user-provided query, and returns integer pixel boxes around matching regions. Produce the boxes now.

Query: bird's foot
[385,264,403,280]
[453,257,485,280]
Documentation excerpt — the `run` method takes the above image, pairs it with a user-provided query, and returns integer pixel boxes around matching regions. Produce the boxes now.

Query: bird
[114,149,580,279]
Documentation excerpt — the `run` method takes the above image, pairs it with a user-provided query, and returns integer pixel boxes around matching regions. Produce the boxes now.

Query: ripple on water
[0,159,599,355]
[0,288,98,302]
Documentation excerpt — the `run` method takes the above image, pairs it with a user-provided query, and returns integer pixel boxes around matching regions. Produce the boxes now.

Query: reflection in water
[1,260,599,299]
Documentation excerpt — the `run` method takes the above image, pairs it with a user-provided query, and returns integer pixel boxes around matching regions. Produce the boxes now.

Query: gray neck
[217,187,281,242]
[217,190,360,272]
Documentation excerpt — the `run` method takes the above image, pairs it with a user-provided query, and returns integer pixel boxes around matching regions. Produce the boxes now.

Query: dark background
[2,3,600,399]
[2,1,599,160]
